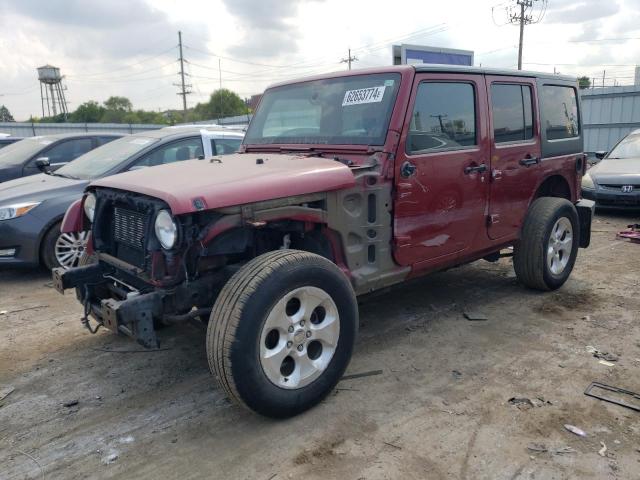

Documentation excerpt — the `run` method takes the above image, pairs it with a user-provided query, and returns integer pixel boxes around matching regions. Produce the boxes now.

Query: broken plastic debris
[599,360,615,367]
[599,442,607,457]
[564,424,587,437]
[102,453,119,465]
[527,443,548,453]
[0,386,15,402]
[463,311,488,321]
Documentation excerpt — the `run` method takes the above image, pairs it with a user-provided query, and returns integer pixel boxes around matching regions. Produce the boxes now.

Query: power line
[68,45,177,78]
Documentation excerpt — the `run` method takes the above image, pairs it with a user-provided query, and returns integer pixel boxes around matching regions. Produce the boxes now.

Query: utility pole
[174,31,192,114]
[508,0,546,70]
[340,48,358,70]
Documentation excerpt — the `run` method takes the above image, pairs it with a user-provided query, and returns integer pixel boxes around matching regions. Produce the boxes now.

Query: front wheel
[42,223,89,271]
[206,250,358,418]
[513,197,580,291]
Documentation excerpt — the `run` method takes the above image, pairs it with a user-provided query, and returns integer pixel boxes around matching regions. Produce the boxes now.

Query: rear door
[486,77,541,239]
[393,73,490,266]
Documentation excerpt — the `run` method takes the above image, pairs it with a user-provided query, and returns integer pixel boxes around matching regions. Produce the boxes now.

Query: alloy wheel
[54,231,89,269]
[547,217,573,275]
[259,286,340,389]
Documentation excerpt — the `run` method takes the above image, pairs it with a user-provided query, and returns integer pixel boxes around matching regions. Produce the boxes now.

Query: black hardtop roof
[413,64,576,82]
[267,64,577,90]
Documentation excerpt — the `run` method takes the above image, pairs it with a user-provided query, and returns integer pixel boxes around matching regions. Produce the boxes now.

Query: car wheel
[42,222,89,271]
[206,250,358,418]
[513,197,580,291]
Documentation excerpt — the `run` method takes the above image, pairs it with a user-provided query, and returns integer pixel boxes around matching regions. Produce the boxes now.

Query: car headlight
[83,193,97,222]
[581,173,595,189]
[154,210,177,250]
[0,202,41,221]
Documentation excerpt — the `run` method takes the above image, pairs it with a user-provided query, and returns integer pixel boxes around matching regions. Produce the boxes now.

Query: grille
[600,184,637,191]
[114,207,147,250]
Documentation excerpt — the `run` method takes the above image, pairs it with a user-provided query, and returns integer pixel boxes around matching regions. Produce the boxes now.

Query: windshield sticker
[130,138,151,145]
[342,86,386,107]
[384,79,395,87]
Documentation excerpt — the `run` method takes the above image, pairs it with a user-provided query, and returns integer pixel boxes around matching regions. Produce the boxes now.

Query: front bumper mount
[53,263,162,348]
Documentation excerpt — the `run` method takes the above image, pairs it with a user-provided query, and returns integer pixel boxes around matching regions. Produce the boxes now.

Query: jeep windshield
[244,73,401,146]
[56,135,159,180]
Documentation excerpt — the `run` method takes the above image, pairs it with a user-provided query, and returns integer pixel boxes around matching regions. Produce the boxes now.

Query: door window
[491,84,534,143]
[407,82,477,154]
[541,85,579,140]
[211,138,242,155]
[132,137,203,168]
[44,138,93,164]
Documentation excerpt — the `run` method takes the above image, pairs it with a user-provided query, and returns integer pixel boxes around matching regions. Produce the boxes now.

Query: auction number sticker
[342,86,386,106]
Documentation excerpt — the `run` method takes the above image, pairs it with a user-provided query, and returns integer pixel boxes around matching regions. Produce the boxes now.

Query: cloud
[545,0,620,24]
[221,0,323,58]
[0,0,210,60]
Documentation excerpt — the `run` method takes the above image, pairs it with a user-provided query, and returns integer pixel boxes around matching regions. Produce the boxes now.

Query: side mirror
[595,151,607,160]
[35,157,51,172]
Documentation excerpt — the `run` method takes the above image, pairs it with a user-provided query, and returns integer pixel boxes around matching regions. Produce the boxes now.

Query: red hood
[89,153,356,215]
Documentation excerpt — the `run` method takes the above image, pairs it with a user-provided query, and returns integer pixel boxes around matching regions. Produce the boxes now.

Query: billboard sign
[392,44,474,66]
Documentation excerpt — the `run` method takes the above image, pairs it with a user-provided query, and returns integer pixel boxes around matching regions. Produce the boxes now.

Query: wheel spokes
[259,286,340,390]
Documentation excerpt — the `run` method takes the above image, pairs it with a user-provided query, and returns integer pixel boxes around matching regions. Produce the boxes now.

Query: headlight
[581,173,595,189]
[154,210,177,250]
[83,193,97,222]
[0,202,41,221]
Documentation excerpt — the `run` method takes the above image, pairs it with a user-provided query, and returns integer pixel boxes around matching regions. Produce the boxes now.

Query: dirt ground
[1,211,639,480]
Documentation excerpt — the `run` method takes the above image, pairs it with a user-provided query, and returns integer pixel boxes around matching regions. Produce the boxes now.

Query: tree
[578,76,591,90]
[0,105,15,122]
[103,96,133,112]
[69,101,105,123]
[192,89,249,120]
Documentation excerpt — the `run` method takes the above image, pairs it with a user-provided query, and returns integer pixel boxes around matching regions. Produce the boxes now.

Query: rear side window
[491,84,534,143]
[97,136,118,146]
[407,82,477,154]
[541,85,579,140]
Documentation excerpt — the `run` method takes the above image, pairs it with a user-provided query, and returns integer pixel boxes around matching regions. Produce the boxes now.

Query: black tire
[513,197,580,291]
[41,222,62,271]
[207,250,358,418]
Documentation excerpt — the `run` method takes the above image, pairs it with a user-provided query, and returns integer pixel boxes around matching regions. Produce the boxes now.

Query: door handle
[519,156,540,167]
[464,163,487,175]
[401,161,417,178]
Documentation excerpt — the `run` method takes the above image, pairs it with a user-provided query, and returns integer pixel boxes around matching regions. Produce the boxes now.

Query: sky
[1,0,640,121]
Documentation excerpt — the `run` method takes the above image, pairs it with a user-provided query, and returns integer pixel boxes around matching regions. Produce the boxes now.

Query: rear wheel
[42,222,89,271]
[207,250,358,418]
[513,197,580,291]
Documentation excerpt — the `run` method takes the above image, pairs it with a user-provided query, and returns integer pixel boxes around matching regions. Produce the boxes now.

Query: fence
[581,85,640,155]
[0,122,164,137]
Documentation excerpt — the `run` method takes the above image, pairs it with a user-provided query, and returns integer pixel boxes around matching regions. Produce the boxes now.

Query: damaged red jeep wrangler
[54,65,594,418]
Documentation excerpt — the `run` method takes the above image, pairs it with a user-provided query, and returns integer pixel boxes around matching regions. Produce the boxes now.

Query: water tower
[37,65,69,118]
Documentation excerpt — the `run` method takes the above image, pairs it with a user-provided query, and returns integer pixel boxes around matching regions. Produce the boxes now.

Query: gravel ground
[1,211,639,480]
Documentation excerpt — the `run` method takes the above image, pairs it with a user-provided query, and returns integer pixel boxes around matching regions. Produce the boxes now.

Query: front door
[486,76,541,239]
[393,74,490,267]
